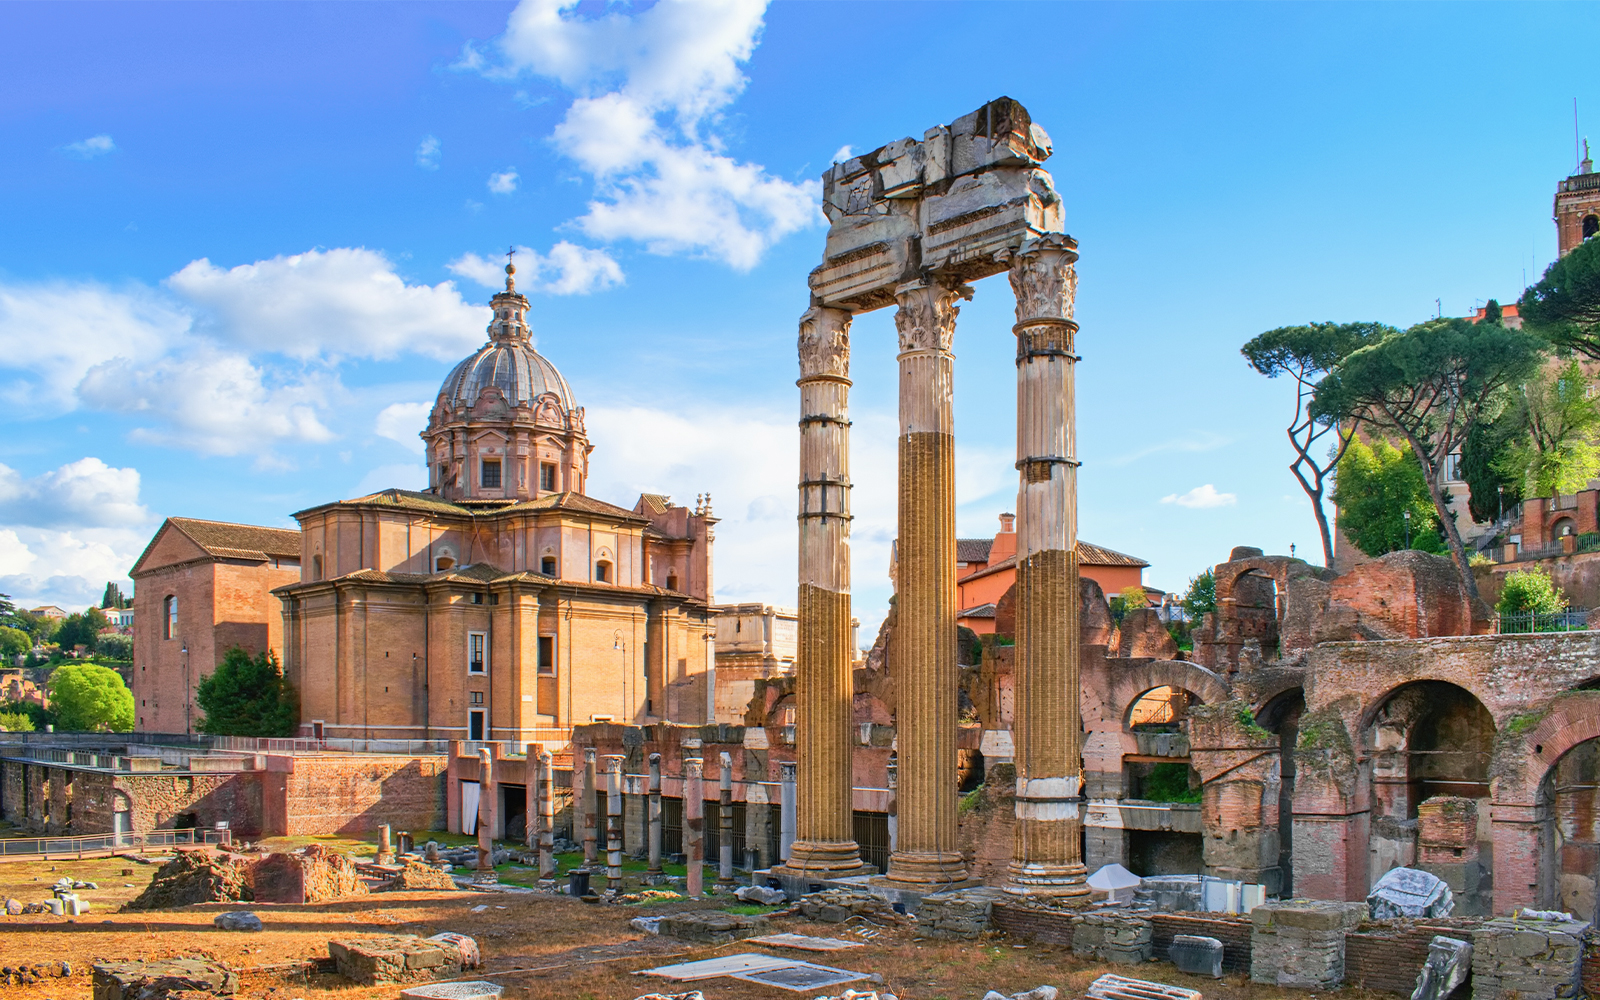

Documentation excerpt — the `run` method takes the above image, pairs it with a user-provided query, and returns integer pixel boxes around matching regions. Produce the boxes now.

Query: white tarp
[461,780,480,836]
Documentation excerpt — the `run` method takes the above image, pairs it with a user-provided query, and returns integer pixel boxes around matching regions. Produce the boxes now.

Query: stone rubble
[656,910,770,944]
[796,888,914,926]
[91,958,238,1000]
[734,884,788,905]
[1410,935,1471,1000]
[1086,974,1201,1000]
[916,887,1007,940]
[1368,867,1454,920]
[1469,913,1590,1000]
[380,859,460,892]
[1071,910,1154,965]
[327,932,477,986]
[212,911,263,932]
[123,851,251,911]
[982,987,1058,1000]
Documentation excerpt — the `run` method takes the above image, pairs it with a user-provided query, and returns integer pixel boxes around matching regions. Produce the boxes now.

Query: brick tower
[1555,140,1600,257]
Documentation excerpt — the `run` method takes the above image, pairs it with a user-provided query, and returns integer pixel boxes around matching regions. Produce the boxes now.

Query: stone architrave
[647,753,664,879]
[582,748,599,864]
[718,751,737,885]
[685,757,705,896]
[603,755,624,893]
[535,748,556,879]
[884,280,970,887]
[779,305,867,877]
[1005,233,1089,899]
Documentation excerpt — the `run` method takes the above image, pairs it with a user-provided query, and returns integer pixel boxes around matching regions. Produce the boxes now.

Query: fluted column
[1005,233,1089,897]
[782,305,865,874]
[536,747,556,879]
[685,757,705,896]
[885,280,970,886]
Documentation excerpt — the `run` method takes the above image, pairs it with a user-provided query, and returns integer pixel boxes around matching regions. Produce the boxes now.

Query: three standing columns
[782,305,867,875]
[1005,234,1089,897]
[885,280,971,886]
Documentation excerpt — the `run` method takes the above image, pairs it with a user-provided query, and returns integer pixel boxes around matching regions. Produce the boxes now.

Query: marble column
[778,760,797,862]
[647,752,664,879]
[685,757,705,896]
[536,748,556,879]
[782,305,866,875]
[582,747,598,864]
[604,754,624,893]
[885,280,970,886]
[1005,233,1089,898]
[476,748,495,874]
[718,751,736,885]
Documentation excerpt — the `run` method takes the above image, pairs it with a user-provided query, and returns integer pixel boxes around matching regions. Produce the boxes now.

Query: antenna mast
[1577,98,1582,172]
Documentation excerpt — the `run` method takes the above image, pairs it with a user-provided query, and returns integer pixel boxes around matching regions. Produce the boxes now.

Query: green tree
[95,633,133,662]
[1331,436,1445,557]
[100,582,128,610]
[1520,237,1600,358]
[196,647,298,737]
[54,608,109,653]
[1459,407,1527,523]
[1241,322,1392,567]
[1495,359,1600,499]
[0,710,34,732]
[1313,318,1544,597]
[1,699,52,731]
[0,593,19,630]
[0,626,30,659]
[1182,570,1216,623]
[48,663,134,732]
[1497,566,1566,615]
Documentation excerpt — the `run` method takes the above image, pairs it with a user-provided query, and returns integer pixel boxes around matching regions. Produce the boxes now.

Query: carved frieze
[798,306,853,380]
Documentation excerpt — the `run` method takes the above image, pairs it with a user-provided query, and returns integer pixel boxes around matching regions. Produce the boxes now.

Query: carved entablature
[1007,233,1080,326]
[894,282,969,355]
[808,97,1065,312]
[798,306,852,380]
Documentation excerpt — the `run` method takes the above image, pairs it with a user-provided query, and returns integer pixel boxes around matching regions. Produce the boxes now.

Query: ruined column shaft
[886,281,969,885]
[582,748,598,863]
[604,755,624,893]
[536,749,556,879]
[785,306,865,874]
[647,753,663,877]
[1006,234,1089,896]
[717,751,736,884]
[685,758,705,896]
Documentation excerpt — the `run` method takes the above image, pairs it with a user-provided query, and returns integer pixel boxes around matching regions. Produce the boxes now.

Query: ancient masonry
[777,97,1087,895]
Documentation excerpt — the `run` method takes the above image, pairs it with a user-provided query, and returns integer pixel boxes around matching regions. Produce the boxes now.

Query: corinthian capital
[798,305,852,380]
[894,281,970,355]
[1008,233,1080,325]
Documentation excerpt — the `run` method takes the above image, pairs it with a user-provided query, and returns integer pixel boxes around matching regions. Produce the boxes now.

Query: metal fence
[0,828,230,861]
[208,736,451,755]
[1495,608,1591,634]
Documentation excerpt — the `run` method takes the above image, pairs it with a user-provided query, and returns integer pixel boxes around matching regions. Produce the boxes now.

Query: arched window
[1585,214,1599,241]
[436,555,455,572]
[1555,517,1578,538]
[163,595,177,639]
[595,560,612,583]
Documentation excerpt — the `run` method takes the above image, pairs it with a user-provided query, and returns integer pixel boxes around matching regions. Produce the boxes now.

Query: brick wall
[273,754,446,836]
[1345,926,1459,994]
[1150,914,1252,973]
[990,903,1077,946]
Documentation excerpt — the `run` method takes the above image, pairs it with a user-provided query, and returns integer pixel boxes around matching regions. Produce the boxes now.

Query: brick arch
[1493,690,1600,806]
[1358,677,1496,734]
[1108,660,1232,728]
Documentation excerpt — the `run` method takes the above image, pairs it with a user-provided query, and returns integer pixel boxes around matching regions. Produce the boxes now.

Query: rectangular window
[595,561,610,583]
[468,632,487,674]
[437,463,447,487]
[468,709,485,741]
[469,690,484,706]
[164,595,177,640]
[540,462,556,491]
[481,459,502,489]
[541,556,556,575]
[1442,452,1463,483]
[538,636,555,674]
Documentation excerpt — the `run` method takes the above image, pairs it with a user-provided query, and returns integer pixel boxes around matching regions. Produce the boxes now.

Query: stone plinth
[92,959,237,1000]
[329,934,472,986]
[1073,911,1154,965]
[1470,915,1590,1000]
[1249,900,1365,988]
[917,886,1009,940]
[657,910,771,944]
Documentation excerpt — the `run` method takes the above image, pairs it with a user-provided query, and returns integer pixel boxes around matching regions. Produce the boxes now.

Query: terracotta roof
[510,491,645,521]
[1077,541,1149,568]
[958,603,996,619]
[636,493,672,516]
[956,538,994,562]
[338,489,471,516]
[132,518,300,575]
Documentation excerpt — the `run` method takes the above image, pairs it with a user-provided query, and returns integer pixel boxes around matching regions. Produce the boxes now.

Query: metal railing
[0,828,231,861]
[1495,608,1592,634]
[209,735,451,755]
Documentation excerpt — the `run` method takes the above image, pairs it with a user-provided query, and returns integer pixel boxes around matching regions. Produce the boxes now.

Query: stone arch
[1585,214,1599,241]
[1107,661,1232,729]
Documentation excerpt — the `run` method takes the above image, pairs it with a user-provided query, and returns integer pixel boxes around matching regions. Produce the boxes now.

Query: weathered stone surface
[380,859,459,892]
[1118,608,1178,659]
[1368,867,1453,920]
[797,889,912,926]
[1250,900,1365,988]
[123,851,250,911]
[1469,914,1590,1000]
[1169,934,1223,978]
[734,884,787,905]
[250,845,368,904]
[92,958,238,1000]
[656,910,769,944]
[1072,911,1153,966]
[1410,935,1471,1000]
[399,983,503,1000]
[212,911,262,932]
[917,887,1005,940]
[328,934,469,986]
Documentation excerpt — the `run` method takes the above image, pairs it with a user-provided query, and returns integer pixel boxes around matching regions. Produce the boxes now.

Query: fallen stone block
[1169,935,1223,979]
[328,934,470,986]
[428,932,480,969]
[632,992,706,1000]
[3,897,19,915]
[735,884,788,905]
[213,912,262,932]
[92,958,238,1000]
[399,982,504,999]
[1086,974,1202,1000]
[631,915,664,935]
[380,859,460,892]
[657,910,770,944]
[1411,935,1471,1000]
[1368,866,1453,920]
[982,987,1059,1000]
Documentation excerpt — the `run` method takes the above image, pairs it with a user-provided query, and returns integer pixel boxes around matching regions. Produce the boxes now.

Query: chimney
[998,512,1016,534]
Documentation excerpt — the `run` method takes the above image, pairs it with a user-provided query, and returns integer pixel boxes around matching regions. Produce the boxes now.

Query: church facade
[275,264,719,748]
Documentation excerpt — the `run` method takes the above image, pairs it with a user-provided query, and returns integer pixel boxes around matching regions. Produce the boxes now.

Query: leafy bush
[48,663,134,732]
[197,647,298,737]
[1497,567,1566,615]
[95,633,133,661]
[1140,763,1200,803]
[0,710,34,732]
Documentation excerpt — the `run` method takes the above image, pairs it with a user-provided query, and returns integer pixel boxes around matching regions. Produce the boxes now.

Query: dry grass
[0,855,1399,1000]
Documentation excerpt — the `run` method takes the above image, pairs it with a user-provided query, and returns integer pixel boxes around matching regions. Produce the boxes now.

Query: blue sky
[1,1,1595,641]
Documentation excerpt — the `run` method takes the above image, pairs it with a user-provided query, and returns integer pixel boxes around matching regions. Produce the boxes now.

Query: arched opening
[1584,214,1599,241]
[1544,736,1600,922]
[1127,685,1193,730]
[1124,684,1205,877]
[435,555,455,572]
[1228,568,1281,663]
[1257,688,1307,894]
[595,560,612,583]
[666,572,679,592]
[1365,681,1495,910]
[1554,516,1577,538]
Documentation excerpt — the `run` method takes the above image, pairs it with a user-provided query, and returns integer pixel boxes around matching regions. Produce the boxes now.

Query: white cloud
[832,145,853,164]
[448,241,623,296]
[78,349,335,459]
[62,134,115,159]
[1161,484,1238,509]
[0,458,149,529]
[1104,431,1231,468]
[416,134,441,170]
[355,463,429,494]
[168,247,488,361]
[375,402,432,453]
[487,169,519,194]
[469,0,820,270]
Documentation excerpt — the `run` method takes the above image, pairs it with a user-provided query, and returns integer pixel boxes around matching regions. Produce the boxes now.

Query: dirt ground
[0,850,1399,1000]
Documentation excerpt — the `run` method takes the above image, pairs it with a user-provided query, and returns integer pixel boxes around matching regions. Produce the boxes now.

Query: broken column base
[92,959,237,1000]
[762,865,877,903]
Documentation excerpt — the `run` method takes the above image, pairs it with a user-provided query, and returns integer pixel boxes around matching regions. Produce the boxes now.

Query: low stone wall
[1345,926,1453,995]
[990,901,1076,946]
[1150,913,1251,973]
[1074,911,1153,965]
[917,887,1007,941]
[1250,900,1366,988]
[1471,914,1587,1000]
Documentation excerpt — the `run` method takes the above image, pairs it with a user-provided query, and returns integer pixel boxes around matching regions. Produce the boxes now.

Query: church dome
[436,263,576,411]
